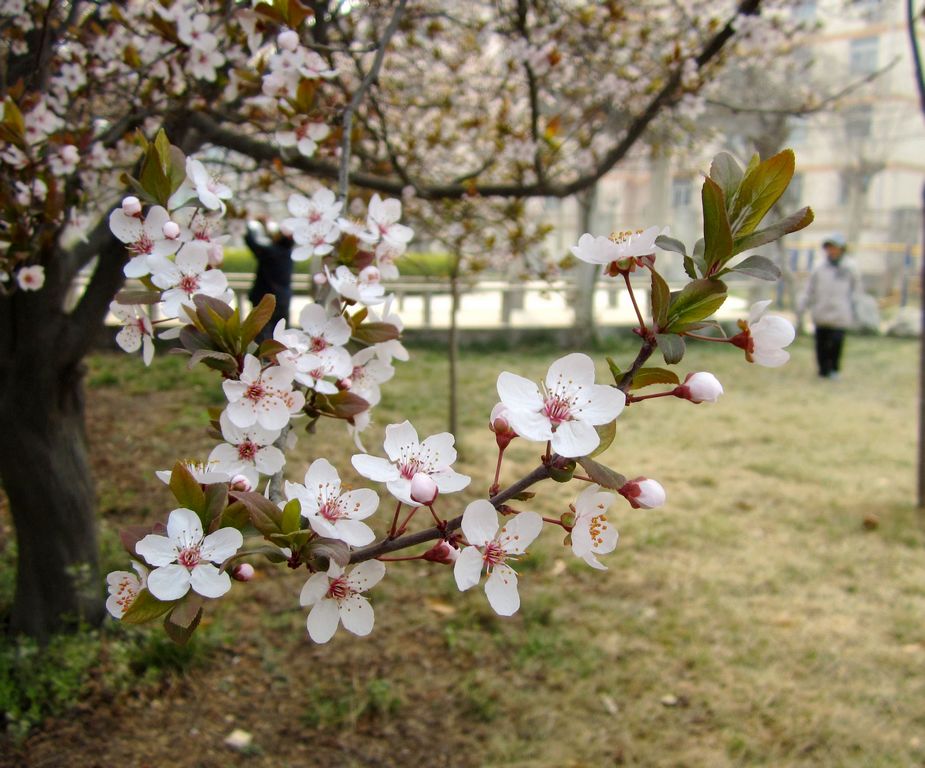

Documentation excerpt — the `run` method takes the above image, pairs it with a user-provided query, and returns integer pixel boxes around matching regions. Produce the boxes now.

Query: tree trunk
[0,351,102,641]
[448,257,461,439]
[570,185,600,347]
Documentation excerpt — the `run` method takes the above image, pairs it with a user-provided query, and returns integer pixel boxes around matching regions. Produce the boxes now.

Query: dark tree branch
[192,0,762,201]
[348,463,552,563]
[338,0,408,201]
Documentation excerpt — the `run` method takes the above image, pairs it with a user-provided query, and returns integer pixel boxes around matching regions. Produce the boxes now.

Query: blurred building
[545,0,925,297]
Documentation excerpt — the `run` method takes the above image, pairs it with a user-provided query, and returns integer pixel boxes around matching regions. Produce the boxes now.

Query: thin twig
[338,0,408,203]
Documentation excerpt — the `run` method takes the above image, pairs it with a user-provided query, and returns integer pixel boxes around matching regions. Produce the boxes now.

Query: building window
[844,105,872,140]
[672,177,692,209]
[849,37,878,75]
[788,117,808,145]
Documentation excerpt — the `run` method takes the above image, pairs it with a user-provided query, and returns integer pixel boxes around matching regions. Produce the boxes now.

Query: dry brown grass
[8,332,925,767]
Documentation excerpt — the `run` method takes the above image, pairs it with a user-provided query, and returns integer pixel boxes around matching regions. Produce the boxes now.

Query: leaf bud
[548,457,576,483]
[121,196,142,216]
[422,539,458,564]
[676,371,724,404]
[410,472,439,506]
[618,477,666,509]
[312,272,327,285]
[277,29,300,52]
[232,563,255,581]
[489,402,518,449]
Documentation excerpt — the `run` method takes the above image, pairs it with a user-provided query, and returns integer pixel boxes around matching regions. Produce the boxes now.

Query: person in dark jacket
[245,221,294,341]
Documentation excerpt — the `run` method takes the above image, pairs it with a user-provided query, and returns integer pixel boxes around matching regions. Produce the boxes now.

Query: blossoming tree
[0,0,809,640]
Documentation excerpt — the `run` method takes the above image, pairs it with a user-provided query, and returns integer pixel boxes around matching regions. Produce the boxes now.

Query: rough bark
[0,356,102,640]
[570,185,600,348]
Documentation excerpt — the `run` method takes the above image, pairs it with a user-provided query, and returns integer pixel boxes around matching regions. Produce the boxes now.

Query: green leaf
[729,149,795,238]
[682,255,698,279]
[241,294,276,348]
[167,146,188,197]
[575,457,627,491]
[188,349,239,374]
[121,589,177,624]
[163,596,203,645]
[221,501,250,530]
[317,391,371,420]
[352,322,401,345]
[257,338,289,359]
[629,367,681,391]
[708,152,744,209]
[650,270,670,330]
[169,462,206,517]
[665,279,727,332]
[588,420,617,458]
[731,206,815,256]
[230,490,282,535]
[203,483,230,531]
[656,333,686,365]
[280,498,302,535]
[701,177,733,274]
[307,538,351,570]
[606,356,622,386]
[727,254,781,281]
[654,234,687,257]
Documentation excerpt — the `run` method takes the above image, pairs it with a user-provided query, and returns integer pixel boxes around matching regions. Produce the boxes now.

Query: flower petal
[339,594,375,636]
[461,499,499,547]
[484,564,520,616]
[546,352,596,392]
[346,560,387,593]
[575,385,625,425]
[383,421,419,461]
[299,572,330,607]
[166,507,203,550]
[351,454,400,482]
[135,533,178,567]
[331,518,375,546]
[498,511,543,554]
[147,564,192,601]
[200,526,244,563]
[453,545,484,591]
[306,598,340,643]
[189,563,232,598]
[551,419,600,458]
[496,372,543,411]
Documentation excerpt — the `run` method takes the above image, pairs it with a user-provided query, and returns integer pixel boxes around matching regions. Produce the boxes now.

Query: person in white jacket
[799,233,860,379]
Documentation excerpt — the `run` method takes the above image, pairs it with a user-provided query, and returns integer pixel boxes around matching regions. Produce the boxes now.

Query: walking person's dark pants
[815,325,845,378]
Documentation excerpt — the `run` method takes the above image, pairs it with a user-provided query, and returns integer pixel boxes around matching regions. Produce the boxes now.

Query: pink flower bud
[313,272,327,285]
[230,474,253,492]
[232,563,255,581]
[677,371,723,404]
[489,402,518,449]
[121,196,142,216]
[619,477,666,509]
[337,377,353,390]
[410,472,439,506]
[277,29,300,51]
[359,265,381,284]
[162,220,181,239]
[422,539,458,564]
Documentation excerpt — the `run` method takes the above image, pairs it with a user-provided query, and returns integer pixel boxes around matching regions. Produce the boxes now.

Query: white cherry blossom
[277,119,330,158]
[497,353,625,458]
[453,501,543,616]
[149,242,230,317]
[364,194,414,251]
[208,411,285,489]
[351,420,470,506]
[110,205,181,278]
[16,265,45,291]
[296,303,353,378]
[569,226,665,266]
[105,561,148,619]
[185,158,232,212]
[325,265,387,305]
[738,300,795,367]
[154,459,229,486]
[285,458,379,546]
[300,560,386,643]
[347,347,395,406]
[618,477,666,509]
[570,484,619,570]
[135,507,243,601]
[110,301,155,365]
[222,354,305,431]
[677,371,723,403]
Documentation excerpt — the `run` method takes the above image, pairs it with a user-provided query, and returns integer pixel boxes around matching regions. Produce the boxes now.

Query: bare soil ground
[3,335,925,768]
